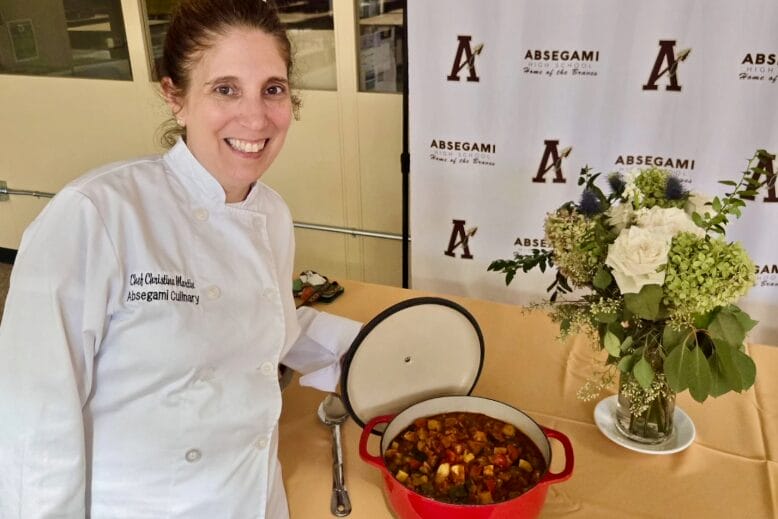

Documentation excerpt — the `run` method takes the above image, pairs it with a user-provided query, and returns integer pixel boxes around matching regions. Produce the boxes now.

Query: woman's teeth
[226,138,266,153]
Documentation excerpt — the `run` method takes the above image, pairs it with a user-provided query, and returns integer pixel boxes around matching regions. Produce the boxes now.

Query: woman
[0,1,360,517]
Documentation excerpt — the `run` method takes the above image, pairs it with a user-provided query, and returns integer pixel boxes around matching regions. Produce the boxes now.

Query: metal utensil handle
[330,423,352,516]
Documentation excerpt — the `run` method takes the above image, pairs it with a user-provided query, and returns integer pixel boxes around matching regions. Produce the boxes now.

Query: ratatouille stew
[384,412,546,505]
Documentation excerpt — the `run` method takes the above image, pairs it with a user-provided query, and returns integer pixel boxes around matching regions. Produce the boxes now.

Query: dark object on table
[293,270,345,308]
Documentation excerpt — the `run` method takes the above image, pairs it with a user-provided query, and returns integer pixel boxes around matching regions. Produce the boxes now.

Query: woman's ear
[161,77,185,120]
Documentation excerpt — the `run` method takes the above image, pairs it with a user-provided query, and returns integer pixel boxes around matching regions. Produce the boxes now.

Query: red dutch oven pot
[358,395,574,519]
[340,298,575,518]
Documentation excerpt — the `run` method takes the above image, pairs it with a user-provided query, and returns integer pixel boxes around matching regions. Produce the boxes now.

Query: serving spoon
[317,393,352,516]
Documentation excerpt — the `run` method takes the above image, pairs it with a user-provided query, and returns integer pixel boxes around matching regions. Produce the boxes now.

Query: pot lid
[340,297,484,432]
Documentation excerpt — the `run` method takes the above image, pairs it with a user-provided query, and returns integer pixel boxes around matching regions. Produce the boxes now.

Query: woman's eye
[215,85,236,96]
[266,85,286,96]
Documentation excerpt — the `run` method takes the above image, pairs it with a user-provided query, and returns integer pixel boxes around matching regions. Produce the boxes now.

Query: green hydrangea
[633,168,685,210]
[544,207,607,287]
[663,232,756,315]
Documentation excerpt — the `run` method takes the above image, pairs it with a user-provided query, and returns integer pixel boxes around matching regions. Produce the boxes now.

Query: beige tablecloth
[279,281,778,518]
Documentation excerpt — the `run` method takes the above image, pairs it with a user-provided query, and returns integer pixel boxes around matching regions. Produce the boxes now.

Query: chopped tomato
[444,449,458,463]
[406,458,422,470]
[507,444,520,462]
[492,453,510,469]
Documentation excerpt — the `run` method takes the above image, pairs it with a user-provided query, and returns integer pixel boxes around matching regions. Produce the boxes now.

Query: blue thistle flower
[579,189,602,216]
[665,176,687,200]
[608,173,626,195]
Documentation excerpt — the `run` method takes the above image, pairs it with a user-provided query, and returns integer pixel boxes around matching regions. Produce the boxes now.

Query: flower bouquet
[489,151,769,444]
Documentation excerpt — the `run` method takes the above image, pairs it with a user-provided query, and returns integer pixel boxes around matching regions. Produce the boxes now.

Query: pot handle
[539,426,575,485]
[359,414,395,469]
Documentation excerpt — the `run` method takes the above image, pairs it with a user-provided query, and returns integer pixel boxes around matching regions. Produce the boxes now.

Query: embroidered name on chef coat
[127,272,200,305]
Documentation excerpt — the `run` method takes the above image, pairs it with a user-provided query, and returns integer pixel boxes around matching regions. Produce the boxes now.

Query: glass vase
[615,371,676,444]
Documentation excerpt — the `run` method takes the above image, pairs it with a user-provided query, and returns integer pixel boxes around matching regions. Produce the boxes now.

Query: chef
[0,0,360,517]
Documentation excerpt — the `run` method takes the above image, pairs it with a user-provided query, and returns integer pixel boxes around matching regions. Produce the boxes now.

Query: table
[279,281,778,518]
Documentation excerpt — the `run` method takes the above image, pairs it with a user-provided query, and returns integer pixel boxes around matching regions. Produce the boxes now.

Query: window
[357,0,403,93]
[143,0,337,91]
[0,0,131,80]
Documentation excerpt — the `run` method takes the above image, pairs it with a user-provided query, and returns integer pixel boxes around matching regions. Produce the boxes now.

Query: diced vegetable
[435,462,450,483]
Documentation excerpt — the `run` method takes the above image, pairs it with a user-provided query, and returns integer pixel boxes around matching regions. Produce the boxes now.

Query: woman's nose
[238,98,269,129]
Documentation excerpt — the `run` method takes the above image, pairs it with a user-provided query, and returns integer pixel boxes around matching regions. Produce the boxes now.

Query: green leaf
[708,353,731,397]
[620,335,634,352]
[604,330,621,357]
[593,267,613,290]
[694,311,715,329]
[731,306,758,335]
[632,356,654,389]
[708,308,748,346]
[618,353,638,373]
[624,284,663,320]
[719,180,737,186]
[691,212,704,227]
[606,321,626,341]
[664,342,690,392]
[687,345,713,402]
[713,339,756,392]
[662,324,691,354]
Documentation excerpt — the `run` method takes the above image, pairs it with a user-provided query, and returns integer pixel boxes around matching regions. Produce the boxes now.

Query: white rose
[605,226,670,294]
[635,206,704,240]
[606,203,634,232]
[684,193,714,218]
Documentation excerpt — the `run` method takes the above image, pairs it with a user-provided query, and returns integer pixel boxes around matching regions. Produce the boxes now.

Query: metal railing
[0,180,404,241]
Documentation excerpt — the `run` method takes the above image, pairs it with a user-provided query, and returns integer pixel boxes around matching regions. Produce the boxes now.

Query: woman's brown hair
[158,0,300,147]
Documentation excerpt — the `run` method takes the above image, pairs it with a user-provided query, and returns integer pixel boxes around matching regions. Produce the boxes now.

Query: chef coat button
[185,449,202,463]
[206,285,221,300]
[262,287,277,299]
[260,362,275,376]
[193,208,209,221]
[255,437,268,449]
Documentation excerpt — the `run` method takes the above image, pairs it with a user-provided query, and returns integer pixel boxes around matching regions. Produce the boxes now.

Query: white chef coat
[0,139,361,518]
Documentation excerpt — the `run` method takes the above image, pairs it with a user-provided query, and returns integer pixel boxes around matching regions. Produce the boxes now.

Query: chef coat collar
[163,138,262,209]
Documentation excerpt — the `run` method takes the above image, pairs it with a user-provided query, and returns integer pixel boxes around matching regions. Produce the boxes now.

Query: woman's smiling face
[165,27,293,203]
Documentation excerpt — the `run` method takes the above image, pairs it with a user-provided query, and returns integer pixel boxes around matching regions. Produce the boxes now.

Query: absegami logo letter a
[447,35,481,82]
[643,40,685,91]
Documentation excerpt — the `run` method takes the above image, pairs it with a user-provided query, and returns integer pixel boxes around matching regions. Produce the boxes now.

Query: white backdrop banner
[408,0,778,343]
